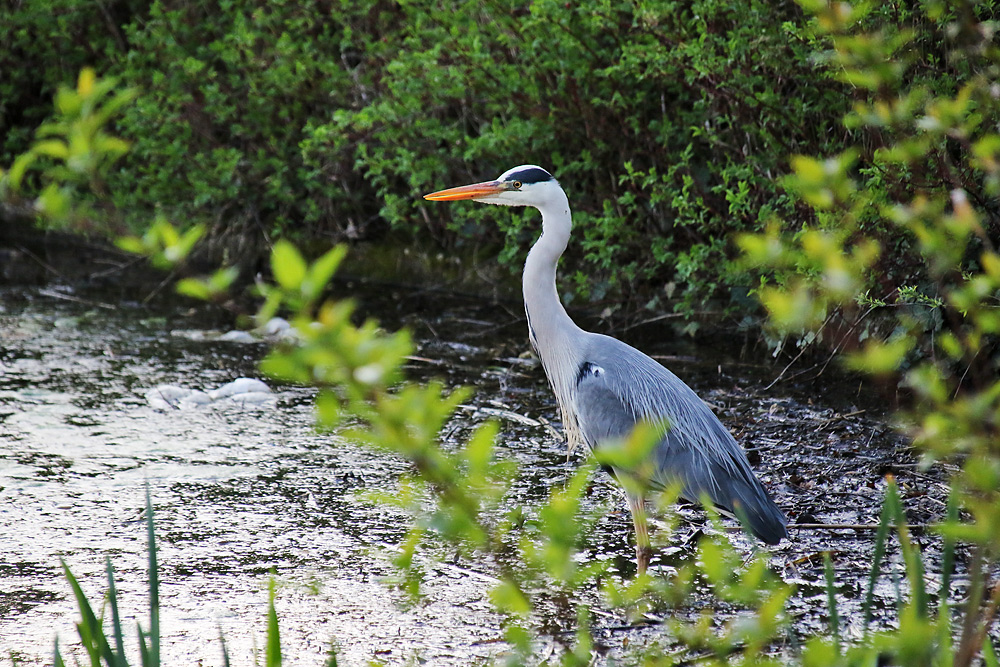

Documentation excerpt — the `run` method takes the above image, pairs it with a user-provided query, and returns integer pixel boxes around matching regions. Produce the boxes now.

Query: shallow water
[0,280,959,665]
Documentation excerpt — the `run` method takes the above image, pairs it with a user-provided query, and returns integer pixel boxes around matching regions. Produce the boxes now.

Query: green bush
[742,0,1000,662]
[6,0,1000,317]
[2,0,849,314]
[303,0,849,315]
[109,1,377,241]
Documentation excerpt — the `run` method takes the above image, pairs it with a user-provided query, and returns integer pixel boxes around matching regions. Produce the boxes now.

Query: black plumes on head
[505,167,553,184]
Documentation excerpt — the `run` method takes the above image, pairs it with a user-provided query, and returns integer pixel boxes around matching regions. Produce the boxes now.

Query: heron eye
[513,181,522,189]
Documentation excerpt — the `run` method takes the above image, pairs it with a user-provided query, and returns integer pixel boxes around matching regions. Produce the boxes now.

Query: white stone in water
[178,389,213,408]
[221,391,277,407]
[261,317,291,336]
[208,377,272,400]
[145,384,193,410]
[170,329,214,341]
[145,378,273,410]
[218,330,256,343]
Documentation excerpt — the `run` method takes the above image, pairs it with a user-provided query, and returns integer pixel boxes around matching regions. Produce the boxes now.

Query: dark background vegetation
[1,0,997,320]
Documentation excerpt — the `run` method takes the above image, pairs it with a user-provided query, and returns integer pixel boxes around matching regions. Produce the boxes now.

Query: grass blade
[984,636,999,667]
[884,479,927,617]
[863,477,896,631]
[823,551,840,652]
[54,638,66,667]
[105,557,127,667]
[138,626,150,667]
[145,488,160,667]
[61,558,115,666]
[939,487,959,613]
[220,626,232,667]
[266,579,282,667]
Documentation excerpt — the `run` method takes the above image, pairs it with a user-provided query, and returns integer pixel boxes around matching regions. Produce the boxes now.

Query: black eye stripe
[505,167,553,185]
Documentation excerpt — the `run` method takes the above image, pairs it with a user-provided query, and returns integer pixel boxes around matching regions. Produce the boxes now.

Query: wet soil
[0,275,961,665]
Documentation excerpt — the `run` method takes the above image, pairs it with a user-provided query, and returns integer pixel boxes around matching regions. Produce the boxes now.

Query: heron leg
[627,494,651,575]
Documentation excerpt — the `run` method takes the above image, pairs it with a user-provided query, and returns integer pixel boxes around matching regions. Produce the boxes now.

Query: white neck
[522,188,585,438]
[522,187,580,344]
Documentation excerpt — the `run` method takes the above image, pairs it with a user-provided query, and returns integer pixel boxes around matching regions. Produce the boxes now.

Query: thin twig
[16,244,67,281]
[764,312,836,390]
[142,267,179,305]
[809,306,879,381]
[786,522,933,531]
[37,288,116,310]
[405,355,447,366]
[457,404,543,428]
[619,311,685,332]
[817,409,867,427]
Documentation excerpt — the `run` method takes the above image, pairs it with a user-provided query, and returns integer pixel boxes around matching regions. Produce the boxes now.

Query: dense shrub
[109,1,379,242]
[3,0,998,320]
[306,0,850,315]
[3,0,847,312]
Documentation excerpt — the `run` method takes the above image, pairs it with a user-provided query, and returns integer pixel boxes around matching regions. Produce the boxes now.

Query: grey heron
[424,165,787,569]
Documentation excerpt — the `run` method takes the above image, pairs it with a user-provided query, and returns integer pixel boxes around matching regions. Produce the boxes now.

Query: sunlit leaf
[271,240,308,291]
[77,67,96,97]
[489,580,531,616]
[846,336,913,375]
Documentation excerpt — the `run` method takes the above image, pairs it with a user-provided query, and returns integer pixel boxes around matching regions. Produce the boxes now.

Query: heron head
[424,165,559,208]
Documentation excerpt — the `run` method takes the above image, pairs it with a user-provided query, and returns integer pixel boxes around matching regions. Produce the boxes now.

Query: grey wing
[574,338,787,545]
[574,366,717,496]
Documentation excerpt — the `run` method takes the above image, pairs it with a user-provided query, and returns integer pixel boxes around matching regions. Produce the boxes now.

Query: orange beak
[423,180,506,201]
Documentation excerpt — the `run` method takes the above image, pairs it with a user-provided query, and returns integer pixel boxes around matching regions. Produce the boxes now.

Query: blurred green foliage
[742,0,1000,663]
[0,68,135,231]
[241,241,794,666]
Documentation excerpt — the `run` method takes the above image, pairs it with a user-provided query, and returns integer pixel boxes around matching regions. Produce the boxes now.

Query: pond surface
[0,276,957,665]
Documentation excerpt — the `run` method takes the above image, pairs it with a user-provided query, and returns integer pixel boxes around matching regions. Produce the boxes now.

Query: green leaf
[304,245,347,302]
[846,336,913,375]
[36,184,71,221]
[489,580,531,616]
[8,152,37,189]
[115,236,147,255]
[266,579,282,667]
[176,278,213,300]
[315,389,341,429]
[271,240,308,292]
[33,139,70,159]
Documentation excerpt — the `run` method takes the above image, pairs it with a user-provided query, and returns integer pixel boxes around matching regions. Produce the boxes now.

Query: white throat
[521,186,586,450]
